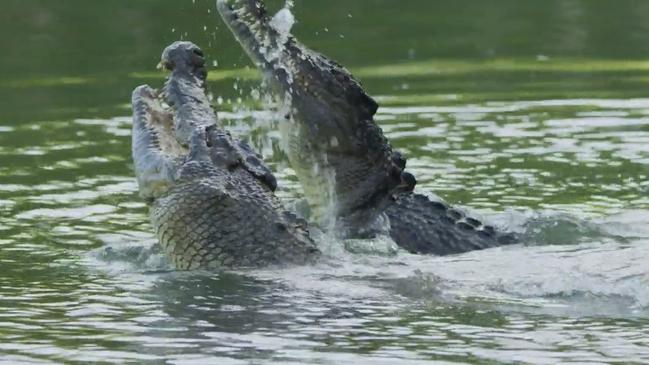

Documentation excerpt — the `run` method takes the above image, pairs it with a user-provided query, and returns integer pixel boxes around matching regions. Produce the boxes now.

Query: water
[2,0,649,363]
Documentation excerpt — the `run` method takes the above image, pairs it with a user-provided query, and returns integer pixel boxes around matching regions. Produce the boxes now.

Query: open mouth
[139,85,188,158]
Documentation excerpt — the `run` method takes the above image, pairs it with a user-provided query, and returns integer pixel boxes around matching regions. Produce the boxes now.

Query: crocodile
[131,41,318,269]
[217,0,517,254]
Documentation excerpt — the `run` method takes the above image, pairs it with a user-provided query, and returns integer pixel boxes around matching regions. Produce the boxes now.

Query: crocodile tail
[385,193,517,255]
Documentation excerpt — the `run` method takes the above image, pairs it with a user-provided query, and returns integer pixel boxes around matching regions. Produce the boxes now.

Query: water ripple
[1,97,649,363]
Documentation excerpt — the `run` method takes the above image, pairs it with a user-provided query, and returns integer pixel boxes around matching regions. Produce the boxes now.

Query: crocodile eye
[192,49,204,57]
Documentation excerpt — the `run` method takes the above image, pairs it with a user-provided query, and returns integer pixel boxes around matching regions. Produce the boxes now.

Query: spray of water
[269,1,295,44]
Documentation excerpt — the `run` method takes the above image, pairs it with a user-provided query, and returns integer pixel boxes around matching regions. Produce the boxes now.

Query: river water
[1,1,649,364]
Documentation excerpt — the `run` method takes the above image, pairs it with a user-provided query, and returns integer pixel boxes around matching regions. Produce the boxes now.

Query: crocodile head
[218,0,415,236]
[159,41,208,80]
[131,42,208,200]
[132,40,277,198]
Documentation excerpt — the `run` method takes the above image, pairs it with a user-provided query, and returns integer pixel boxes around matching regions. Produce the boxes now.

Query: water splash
[269,2,295,45]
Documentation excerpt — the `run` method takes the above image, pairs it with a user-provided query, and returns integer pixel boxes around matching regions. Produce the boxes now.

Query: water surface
[1,1,649,364]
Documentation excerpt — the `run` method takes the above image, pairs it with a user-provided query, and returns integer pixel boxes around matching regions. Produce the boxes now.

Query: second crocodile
[217,0,517,254]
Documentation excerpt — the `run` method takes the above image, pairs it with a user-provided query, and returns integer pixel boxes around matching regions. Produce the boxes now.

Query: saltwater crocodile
[131,41,318,269]
[217,0,517,254]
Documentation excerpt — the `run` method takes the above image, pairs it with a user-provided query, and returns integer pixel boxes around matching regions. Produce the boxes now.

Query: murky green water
[2,1,649,364]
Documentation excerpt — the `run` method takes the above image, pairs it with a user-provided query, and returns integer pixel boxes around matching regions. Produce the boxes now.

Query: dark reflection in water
[6,0,649,76]
[5,0,649,122]
[153,273,284,333]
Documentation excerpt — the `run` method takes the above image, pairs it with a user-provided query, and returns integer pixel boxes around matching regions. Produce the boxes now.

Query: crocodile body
[130,7,516,269]
[131,42,318,270]
[217,0,517,254]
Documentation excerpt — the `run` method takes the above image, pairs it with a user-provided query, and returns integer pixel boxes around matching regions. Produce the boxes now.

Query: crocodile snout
[159,41,206,74]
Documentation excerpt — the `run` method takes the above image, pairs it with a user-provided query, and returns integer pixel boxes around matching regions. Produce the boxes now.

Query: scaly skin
[217,0,416,237]
[131,42,318,270]
[385,193,517,255]
[217,0,518,254]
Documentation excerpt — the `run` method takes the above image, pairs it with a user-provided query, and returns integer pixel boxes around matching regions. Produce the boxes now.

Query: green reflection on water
[3,0,649,121]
